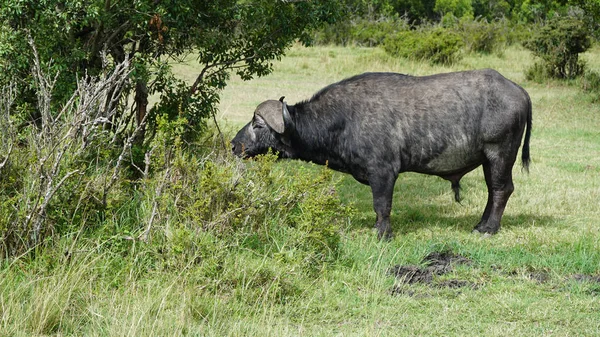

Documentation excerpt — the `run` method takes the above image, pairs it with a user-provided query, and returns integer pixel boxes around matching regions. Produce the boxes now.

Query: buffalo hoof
[473,221,500,235]
[471,229,493,238]
[377,229,394,241]
[375,220,393,240]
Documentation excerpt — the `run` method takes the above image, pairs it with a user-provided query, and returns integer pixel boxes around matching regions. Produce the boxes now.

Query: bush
[524,61,552,83]
[313,20,354,46]
[455,18,507,54]
[383,26,464,65]
[435,0,474,19]
[504,21,536,46]
[151,149,352,268]
[107,129,355,302]
[523,14,591,79]
[1,42,353,271]
[580,70,600,102]
[351,19,410,47]
[0,55,133,257]
[314,18,409,47]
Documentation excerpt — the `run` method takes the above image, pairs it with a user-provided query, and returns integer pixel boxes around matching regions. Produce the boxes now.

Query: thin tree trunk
[134,79,148,145]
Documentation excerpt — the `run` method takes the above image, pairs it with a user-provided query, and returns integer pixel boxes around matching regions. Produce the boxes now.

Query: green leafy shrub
[580,70,600,102]
[125,136,355,303]
[456,18,507,54]
[524,61,551,83]
[131,114,353,273]
[504,21,536,46]
[314,18,408,47]
[523,15,591,80]
[313,20,354,46]
[435,0,474,19]
[153,151,352,267]
[351,19,409,47]
[383,26,464,65]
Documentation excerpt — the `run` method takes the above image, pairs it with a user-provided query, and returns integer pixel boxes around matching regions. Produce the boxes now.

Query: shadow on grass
[335,171,556,236]
[396,210,558,235]
[350,204,559,236]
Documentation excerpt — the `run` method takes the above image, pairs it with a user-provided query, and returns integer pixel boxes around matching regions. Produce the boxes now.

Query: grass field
[2,45,600,336]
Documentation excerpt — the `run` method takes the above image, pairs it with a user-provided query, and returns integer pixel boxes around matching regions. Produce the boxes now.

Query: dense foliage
[0,0,344,257]
[0,0,340,142]
[0,62,353,261]
[335,0,592,24]
[313,0,596,69]
[314,18,409,47]
[383,26,464,65]
[524,13,591,80]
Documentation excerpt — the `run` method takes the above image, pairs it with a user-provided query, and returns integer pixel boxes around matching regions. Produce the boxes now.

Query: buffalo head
[231,96,295,158]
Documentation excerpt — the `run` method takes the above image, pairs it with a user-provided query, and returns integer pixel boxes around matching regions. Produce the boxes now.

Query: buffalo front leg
[370,173,397,240]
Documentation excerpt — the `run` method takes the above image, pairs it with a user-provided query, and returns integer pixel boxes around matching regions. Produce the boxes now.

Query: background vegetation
[1,0,599,336]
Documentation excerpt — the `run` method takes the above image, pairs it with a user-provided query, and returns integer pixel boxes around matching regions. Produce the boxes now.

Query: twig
[19,37,134,248]
[138,165,171,242]
[211,110,226,150]
[0,83,16,174]
[143,145,156,179]
[31,169,81,243]
[188,54,257,96]
[103,113,148,206]
[0,142,12,172]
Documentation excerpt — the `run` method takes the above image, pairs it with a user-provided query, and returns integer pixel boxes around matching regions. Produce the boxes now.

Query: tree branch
[188,54,257,96]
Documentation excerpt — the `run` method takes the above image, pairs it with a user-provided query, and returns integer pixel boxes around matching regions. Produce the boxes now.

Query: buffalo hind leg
[370,173,397,240]
[475,164,494,229]
[474,158,515,234]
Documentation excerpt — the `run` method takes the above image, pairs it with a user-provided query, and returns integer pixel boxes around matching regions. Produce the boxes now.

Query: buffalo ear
[255,100,285,134]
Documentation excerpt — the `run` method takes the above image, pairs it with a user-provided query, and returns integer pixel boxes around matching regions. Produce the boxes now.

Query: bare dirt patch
[505,268,552,283]
[527,271,551,283]
[389,251,600,297]
[389,251,476,295]
[572,274,600,283]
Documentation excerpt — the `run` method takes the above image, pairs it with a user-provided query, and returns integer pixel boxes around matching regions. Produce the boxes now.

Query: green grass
[2,44,600,336]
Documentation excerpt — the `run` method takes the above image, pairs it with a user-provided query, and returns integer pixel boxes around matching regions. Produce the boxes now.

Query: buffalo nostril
[231,143,236,152]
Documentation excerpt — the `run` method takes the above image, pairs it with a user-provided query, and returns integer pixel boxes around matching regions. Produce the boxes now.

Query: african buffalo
[231,69,532,239]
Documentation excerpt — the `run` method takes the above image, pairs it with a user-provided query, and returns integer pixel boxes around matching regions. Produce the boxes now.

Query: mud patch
[506,268,552,284]
[501,267,600,286]
[389,265,435,284]
[572,274,600,296]
[436,279,474,289]
[389,251,472,283]
[389,251,475,294]
[389,251,600,297]
[572,274,600,283]
[527,271,551,283]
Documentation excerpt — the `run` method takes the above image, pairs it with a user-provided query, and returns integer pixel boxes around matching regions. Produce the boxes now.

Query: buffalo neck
[286,102,348,172]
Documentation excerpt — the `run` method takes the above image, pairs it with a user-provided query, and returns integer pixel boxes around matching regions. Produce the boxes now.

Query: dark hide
[232,70,532,239]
